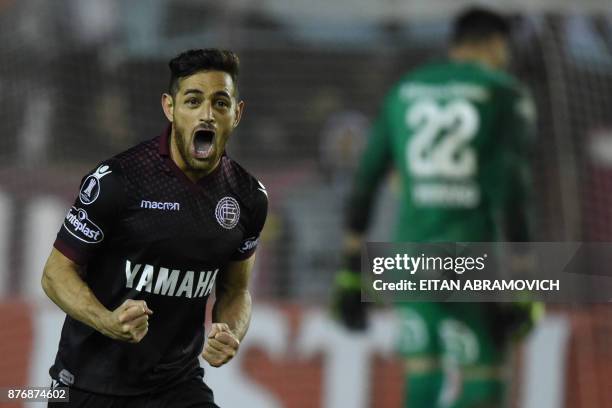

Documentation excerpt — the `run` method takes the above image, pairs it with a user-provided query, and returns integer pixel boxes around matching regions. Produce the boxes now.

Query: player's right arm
[42,248,152,343]
[41,160,152,343]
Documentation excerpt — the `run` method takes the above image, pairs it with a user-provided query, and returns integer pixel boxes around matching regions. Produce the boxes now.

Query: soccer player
[333,8,538,408]
[42,49,268,408]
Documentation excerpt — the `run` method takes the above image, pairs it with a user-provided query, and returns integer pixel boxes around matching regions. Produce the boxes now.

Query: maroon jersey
[50,127,268,396]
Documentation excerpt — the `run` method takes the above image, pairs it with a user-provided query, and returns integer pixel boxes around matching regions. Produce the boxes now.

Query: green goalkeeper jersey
[348,60,535,242]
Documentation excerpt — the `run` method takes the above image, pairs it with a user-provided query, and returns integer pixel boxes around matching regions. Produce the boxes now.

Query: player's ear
[233,100,245,129]
[161,93,174,123]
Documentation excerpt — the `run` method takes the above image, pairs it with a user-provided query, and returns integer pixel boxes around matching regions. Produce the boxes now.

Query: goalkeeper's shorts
[395,302,507,367]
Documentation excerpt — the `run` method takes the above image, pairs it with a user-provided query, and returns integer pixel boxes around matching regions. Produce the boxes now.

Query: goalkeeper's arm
[491,86,543,344]
[332,232,368,330]
[331,98,392,330]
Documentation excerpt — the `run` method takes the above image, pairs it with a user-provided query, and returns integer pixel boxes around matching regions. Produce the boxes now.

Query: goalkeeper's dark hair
[168,49,240,95]
[452,7,511,45]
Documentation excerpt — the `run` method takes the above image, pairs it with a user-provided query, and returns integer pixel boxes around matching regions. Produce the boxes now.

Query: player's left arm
[202,254,255,367]
[202,180,268,367]
[214,254,255,340]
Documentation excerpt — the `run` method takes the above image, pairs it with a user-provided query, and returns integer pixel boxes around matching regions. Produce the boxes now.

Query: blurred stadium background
[1,0,612,407]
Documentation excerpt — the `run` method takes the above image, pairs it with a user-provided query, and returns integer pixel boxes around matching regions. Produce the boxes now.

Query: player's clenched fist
[98,299,154,343]
[202,323,240,367]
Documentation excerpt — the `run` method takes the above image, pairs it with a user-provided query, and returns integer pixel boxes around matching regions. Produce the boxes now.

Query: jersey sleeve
[346,93,394,233]
[231,181,269,261]
[493,85,537,241]
[54,160,127,264]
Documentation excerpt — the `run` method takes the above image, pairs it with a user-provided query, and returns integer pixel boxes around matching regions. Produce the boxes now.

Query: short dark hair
[168,49,240,95]
[452,7,511,45]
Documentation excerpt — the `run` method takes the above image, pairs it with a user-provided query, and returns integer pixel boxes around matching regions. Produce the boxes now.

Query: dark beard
[173,126,192,167]
[174,125,210,171]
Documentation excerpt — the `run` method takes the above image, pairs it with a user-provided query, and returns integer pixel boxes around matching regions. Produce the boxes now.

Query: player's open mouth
[192,129,215,159]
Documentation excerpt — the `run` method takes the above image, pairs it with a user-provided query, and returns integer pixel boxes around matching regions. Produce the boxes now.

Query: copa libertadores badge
[215,197,240,229]
[79,164,113,205]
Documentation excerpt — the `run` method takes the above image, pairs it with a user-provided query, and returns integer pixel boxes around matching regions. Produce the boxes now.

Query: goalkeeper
[333,7,540,408]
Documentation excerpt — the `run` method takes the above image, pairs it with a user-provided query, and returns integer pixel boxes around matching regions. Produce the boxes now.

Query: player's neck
[169,130,220,182]
[449,46,497,71]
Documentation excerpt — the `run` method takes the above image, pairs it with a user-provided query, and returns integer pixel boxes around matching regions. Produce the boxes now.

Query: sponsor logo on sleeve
[79,164,113,205]
[215,197,240,229]
[239,236,259,253]
[63,207,104,243]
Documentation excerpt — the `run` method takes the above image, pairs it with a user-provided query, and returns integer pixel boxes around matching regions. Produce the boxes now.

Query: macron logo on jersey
[140,200,180,211]
[125,260,217,298]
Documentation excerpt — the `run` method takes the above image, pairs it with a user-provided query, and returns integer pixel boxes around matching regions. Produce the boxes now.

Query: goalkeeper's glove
[489,301,544,345]
[331,269,368,331]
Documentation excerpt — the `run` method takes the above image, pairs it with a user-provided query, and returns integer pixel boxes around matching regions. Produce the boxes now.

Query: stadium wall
[0,301,584,408]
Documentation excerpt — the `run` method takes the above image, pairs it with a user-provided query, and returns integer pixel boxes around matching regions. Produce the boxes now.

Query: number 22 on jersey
[406,99,479,180]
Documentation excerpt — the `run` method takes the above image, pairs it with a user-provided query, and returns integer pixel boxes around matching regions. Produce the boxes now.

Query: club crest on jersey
[79,164,112,205]
[63,206,104,243]
[215,197,240,229]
